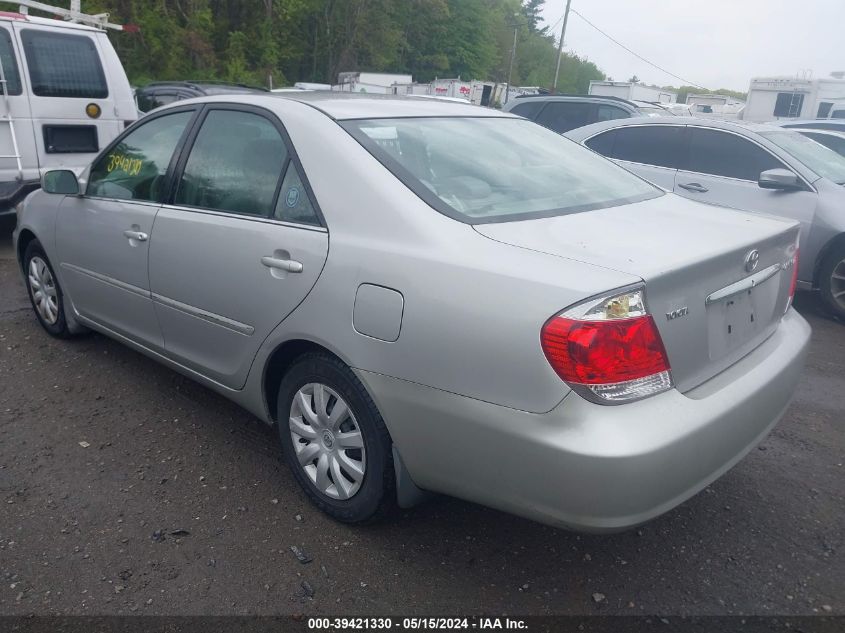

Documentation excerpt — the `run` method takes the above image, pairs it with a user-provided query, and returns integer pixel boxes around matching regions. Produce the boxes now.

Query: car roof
[792,127,845,138]
[503,93,639,112]
[164,92,513,120]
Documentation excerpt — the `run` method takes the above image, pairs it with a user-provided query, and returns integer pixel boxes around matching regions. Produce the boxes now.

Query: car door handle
[261,256,303,273]
[123,229,148,241]
[678,182,709,193]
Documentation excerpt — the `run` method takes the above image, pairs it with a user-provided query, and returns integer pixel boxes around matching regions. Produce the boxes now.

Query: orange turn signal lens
[85,103,101,118]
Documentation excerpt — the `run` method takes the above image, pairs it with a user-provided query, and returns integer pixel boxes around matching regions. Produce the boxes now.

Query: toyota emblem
[745,249,760,273]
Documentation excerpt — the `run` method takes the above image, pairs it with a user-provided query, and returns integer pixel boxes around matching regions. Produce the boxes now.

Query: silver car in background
[14,94,809,532]
[566,117,845,320]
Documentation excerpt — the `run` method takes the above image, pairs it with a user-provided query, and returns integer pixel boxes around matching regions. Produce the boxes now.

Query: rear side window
[687,129,784,181]
[274,163,319,225]
[802,132,845,156]
[832,110,845,120]
[534,102,593,133]
[21,30,107,98]
[0,28,22,95]
[88,111,192,202]
[175,109,288,217]
[608,125,685,169]
[509,100,545,121]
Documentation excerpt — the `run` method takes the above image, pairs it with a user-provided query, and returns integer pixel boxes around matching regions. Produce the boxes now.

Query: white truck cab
[0,2,136,215]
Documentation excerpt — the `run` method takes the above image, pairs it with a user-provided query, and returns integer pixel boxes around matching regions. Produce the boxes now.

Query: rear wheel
[819,245,845,321]
[23,240,73,338]
[277,352,394,523]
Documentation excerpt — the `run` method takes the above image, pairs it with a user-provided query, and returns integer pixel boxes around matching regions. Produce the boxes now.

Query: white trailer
[335,72,413,94]
[430,78,471,101]
[741,76,845,122]
[589,81,677,103]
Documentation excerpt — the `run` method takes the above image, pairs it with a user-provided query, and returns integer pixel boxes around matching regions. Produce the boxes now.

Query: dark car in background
[502,94,674,134]
[135,81,269,114]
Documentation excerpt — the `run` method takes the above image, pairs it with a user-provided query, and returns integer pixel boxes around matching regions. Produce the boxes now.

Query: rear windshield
[21,29,108,99]
[760,130,845,185]
[342,117,660,223]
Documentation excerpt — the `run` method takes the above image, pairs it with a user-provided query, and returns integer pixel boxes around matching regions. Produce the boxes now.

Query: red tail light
[541,287,673,404]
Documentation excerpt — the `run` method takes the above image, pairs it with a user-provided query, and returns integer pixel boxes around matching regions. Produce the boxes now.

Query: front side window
[21,30,107,98]
[0,28,22,95]
[687,128,784,181]
[534,102,593,133]
[608,125,685,169]
[343,117,660,223]
[773,92,804,118]
[759,130,845,184]
[175,110,288,216]
[88,111,193,201]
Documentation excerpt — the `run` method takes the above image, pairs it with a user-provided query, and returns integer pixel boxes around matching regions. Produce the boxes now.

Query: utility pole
[552,0,572,93]
[505,23,519,105]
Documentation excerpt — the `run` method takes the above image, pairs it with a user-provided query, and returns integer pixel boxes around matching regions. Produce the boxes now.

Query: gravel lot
[0,218,842,617]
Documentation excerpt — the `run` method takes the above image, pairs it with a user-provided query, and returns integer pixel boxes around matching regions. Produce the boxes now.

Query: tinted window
[687,129,783,181]
[509,100,545,120]
[0,28,22,95]
[773,92,804,118]
[832,110,845,120]
[801,132,845,157]
[535,102,593,133]
[137,90,182,113]
[88,111,192,201]
[596,104,628,122]
[344,117,660,223]
[817,102,833,118]
[176,110,287,216]
[611,125,685,169]
[275,163,319,225]
[21,30,107,98]
[585,129,617,156]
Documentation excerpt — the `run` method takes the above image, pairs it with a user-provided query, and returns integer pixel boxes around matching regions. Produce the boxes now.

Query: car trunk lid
[474,194,800,392]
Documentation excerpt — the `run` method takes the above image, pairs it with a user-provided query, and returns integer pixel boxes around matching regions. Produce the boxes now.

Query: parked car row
[14,92,811,532]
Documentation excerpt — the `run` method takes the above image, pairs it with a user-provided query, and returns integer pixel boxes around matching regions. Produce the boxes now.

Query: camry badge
[745,249,760,273]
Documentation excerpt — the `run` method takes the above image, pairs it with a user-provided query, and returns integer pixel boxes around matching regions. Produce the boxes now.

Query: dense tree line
[72,0,604,93]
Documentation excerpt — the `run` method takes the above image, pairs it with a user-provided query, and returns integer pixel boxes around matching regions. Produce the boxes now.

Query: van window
[21,30,107,98]
[88,111,193,202]
[0,29,22,95]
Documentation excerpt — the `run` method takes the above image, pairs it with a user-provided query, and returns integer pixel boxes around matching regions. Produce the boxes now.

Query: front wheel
[277,352,394,523]
[23,240,73,338]
[819,246,845,321]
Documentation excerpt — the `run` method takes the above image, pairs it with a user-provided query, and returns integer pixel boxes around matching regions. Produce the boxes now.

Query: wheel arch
[814,232,845,288]
[16,228,38,273]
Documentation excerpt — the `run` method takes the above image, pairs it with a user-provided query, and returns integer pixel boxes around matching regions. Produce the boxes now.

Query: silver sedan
[13,94,810,531]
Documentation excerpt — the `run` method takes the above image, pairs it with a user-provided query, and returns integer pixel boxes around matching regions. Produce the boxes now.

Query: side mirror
[758,168,802,191]
[41,170,80,195]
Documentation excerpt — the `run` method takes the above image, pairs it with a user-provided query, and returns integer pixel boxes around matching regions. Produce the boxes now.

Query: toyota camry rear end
[319,106,811,532]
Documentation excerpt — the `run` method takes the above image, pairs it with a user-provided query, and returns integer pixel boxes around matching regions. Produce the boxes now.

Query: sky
[539,0,845,92]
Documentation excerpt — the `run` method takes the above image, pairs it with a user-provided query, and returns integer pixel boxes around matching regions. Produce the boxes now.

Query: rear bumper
[358,308,811,532]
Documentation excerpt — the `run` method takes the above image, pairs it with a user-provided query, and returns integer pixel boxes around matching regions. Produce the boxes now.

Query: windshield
[343,117,661,223]
[759,130,845,184]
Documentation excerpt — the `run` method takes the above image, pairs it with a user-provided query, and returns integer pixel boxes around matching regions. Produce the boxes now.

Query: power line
[570,8,707,89]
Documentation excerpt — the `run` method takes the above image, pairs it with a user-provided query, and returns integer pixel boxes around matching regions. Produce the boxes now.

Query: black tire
[277,352,394,523]
[23,240,73,338]
[818,245,845,321]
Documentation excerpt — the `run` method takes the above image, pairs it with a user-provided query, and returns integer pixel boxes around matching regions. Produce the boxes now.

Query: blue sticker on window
[285,187,300,208]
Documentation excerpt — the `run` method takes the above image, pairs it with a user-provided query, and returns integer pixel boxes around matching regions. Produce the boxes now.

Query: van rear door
[11,22,134,174]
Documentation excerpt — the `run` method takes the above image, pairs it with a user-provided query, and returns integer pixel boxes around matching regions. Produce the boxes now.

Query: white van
[0,6,136,215]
